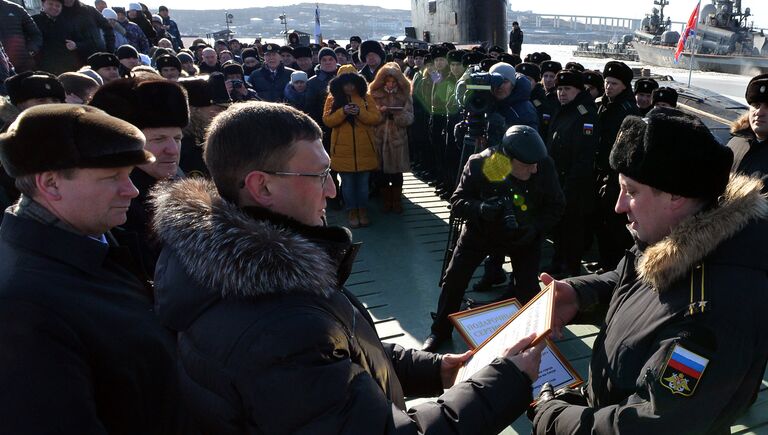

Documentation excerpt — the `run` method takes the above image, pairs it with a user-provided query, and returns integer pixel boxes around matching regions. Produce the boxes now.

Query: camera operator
[423,125,565,352]
[457,62,541,293]
[223,61,259,102]
[487,62,539,140]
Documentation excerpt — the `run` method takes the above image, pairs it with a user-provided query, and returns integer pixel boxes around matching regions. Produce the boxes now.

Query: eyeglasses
[239,167,332,189]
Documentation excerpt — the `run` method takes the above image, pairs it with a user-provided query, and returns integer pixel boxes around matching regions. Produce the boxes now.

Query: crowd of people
[1,2,768,433]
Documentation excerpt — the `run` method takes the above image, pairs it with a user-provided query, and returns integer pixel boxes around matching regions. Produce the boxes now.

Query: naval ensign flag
[675,1,701,63]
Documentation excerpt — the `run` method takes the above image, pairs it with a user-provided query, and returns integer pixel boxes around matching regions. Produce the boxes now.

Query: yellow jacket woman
[322,64,382,227]
[323,64,381,173]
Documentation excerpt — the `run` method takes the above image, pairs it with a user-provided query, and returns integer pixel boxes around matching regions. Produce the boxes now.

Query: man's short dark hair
[204,102,322,203]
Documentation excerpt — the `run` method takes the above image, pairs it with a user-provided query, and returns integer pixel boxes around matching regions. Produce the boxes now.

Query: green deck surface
[326,173,768,434]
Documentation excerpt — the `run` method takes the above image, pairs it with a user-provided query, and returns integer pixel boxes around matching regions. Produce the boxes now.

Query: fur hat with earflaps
[610,108,733,201]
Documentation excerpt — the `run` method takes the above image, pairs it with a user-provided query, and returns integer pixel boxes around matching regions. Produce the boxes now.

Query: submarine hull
[410,0,508,46]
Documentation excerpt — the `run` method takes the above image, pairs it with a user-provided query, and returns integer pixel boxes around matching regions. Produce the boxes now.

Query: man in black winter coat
[509,21,523,55]
[61,0,114,60]
[545,70,598,278]
[0,104,180,434]
[423,125,565,351]
[727,73,768,188]
[248,43,295,103]
[529,108,768,435]
[150,102,545,434]
[593,61,639,271]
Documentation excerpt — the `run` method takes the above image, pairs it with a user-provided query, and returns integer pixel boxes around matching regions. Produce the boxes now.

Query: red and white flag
[675,1,701,63]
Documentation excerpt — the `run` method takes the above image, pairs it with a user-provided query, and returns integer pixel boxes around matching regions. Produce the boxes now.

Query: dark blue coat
[248,63,295,103]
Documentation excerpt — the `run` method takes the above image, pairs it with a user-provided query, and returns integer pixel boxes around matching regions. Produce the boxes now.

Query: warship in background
[572,36,639,61]
[633,0,768,75]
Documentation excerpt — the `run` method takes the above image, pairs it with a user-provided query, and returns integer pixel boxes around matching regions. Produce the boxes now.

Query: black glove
[479,198,504,221]
[527,382,555,421]
[553,385,588,406]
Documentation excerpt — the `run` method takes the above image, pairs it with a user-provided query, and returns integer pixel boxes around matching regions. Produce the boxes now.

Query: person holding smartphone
[323,64,381,228]
[370,62,413,214]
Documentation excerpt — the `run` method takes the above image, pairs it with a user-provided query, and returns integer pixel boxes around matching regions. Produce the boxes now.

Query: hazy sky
[146,0,768,28]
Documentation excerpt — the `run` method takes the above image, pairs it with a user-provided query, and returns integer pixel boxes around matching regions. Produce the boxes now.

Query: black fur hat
[555,70,584,89]
[746,73,768,104]
[179,73,231,107]
[515,62,541,82]
[582,70,604,90]
[429,45,448,59]
[461,51,485,68]
[497,53,520,66]
[156,54,181,71]
[5,71,65,106]
[652,87,678,107]
[609,108,733,200]
[360,40,385,61]
[87,52,120,70]
[480,58,499,72]
[0,104,152,177]
[89,77,189,129]
[603,61,633,89]
[293,46,312,59]
[488,45,504,54]
[565,61,585,72]
[634,77,659,94]
[447,49,465,63]
[540,60,562,75]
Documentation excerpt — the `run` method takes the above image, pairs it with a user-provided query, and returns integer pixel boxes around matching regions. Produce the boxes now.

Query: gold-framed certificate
[451,284,583,394]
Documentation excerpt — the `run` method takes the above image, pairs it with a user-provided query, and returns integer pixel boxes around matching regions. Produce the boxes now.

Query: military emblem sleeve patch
[583,123,594,135]
[660,344,709,397]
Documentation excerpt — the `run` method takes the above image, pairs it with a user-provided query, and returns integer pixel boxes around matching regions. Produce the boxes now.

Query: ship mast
[655,0,669,27]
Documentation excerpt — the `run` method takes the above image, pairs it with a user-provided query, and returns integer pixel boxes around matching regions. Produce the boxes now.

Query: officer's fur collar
[638,174,767,290]
[150,178,344,299]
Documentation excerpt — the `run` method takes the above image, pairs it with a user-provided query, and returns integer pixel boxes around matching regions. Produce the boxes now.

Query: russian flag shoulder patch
[583,123,594,136]
[660,343,709,397]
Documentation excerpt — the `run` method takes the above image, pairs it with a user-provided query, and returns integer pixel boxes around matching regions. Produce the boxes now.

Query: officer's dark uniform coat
[546,89,599,273]
[727,114,768,190]
[533,174,768,434]
[593,88,640,269]
[531,82,559,139]
[150,178,536,435]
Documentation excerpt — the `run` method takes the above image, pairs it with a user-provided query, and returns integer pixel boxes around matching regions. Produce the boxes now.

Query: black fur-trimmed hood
[638,174,768,290]
[150,178,354,299]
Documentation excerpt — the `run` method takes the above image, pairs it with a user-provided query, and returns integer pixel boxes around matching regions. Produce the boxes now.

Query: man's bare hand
[502,333,546,381]
[440,350,472,388]
[540,273,579,338]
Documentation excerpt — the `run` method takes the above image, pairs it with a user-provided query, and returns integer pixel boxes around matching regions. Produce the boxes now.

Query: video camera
[455,66,505,114]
